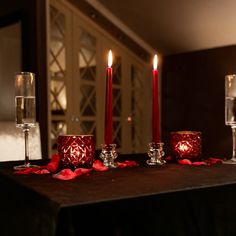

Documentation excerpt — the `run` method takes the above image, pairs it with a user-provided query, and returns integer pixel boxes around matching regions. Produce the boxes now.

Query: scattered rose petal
[117,162,127,168]
[192,161,208,166]
[93,160,109,171]
[176,157,224,166]
[14,167,41,175]
[74,168,92,177]
[46,154,60,172]
[164,156,172,162]
[52,169,76,180]
[34,169,50,174]
[178,159,192,165]
[117,162,126,168]
[208,157,223,164]
[117,160,139,168]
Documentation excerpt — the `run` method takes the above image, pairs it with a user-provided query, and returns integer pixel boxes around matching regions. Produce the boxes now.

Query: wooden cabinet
[48,0,151,154]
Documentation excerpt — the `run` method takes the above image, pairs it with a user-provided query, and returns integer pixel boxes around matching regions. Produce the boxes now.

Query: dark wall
[162,45,236,158]
[0,0,48,158]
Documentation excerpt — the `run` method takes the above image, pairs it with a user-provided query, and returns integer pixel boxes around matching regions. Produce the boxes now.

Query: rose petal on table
[208,157,223,164]
[34,169,51,174]
[74,168,92,177]
[117,160,139,168]
[178,159,192,165]
[164,156,173,162]
[93,160,109,171]
[14,167,41,175]
[47,154,60,172]
[52,169,77,180]
[192,161,208,166]
[117,163,126,168]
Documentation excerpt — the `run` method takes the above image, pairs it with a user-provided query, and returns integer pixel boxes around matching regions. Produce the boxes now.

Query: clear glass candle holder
[147,142,166,165]
[100,143,118,168]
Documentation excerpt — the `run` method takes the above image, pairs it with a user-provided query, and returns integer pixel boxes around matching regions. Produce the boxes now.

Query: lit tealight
[170,131,202,160]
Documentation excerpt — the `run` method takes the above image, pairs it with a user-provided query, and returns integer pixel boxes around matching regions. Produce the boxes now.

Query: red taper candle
[104,50,113,144]
[152,54,160,143]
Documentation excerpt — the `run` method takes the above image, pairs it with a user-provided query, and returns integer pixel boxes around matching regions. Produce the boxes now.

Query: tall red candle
[152,54,160,143]
[104,50,113,144]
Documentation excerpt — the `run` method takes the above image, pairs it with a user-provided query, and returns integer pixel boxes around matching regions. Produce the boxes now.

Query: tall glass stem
[24,128,30,167]
[231,127,236,161]
[14,72,38,170]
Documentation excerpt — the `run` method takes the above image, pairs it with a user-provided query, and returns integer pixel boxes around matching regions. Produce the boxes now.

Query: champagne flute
[14,72,38,170]
[225,74,236,164]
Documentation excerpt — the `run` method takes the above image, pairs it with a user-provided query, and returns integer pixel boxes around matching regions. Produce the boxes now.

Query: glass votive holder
[58,134,95,169]
[170,131,202,161]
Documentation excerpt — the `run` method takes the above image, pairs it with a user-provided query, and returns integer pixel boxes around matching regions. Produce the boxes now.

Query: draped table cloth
[0,154,236,236]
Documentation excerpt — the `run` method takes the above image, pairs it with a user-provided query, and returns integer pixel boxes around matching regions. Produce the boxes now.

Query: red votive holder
[170,131,202,160]
[58,135,95,169]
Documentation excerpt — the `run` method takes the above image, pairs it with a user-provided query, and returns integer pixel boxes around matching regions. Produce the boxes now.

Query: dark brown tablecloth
[1,154,236,236]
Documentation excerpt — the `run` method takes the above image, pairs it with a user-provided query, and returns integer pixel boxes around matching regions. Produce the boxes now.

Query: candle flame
[108,50,113,67]
[153,54,158,70]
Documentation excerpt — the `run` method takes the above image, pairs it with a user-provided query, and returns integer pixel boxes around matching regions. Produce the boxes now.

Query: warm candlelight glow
[170,131,202,160]
[176,141,192,152]
[108,50,113,67]
[58,135,95,169]
[153,54,158,70]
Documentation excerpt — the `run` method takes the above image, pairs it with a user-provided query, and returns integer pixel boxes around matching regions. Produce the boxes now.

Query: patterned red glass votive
[58,135,95,169]
[170,131,202,160]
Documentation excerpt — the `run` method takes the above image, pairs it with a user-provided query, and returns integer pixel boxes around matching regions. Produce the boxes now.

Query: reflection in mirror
[112,57,122,149]
[48,2,150,154]
[131,65,144,153]
[50,6,67,151]
[50,6,66,115]
[50,80,67,114]
[0,22,21,121]
[78,27,97,137]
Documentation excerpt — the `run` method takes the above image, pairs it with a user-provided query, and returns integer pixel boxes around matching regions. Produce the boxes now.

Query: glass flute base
[14,162,39,170]
[100,144,118,168]
[224,126,236,165]
[147,142,166,166]
[223,158,236,165]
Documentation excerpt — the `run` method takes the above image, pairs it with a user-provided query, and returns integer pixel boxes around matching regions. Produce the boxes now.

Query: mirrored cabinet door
[72,15,101,144]
[49,3,69,151]
[48,0,150,154]
[130,63,147,153]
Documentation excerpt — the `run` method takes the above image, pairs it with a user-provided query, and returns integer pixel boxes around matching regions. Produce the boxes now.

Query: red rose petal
[192,161,207,166]
[117,162,126,168]
[14,167,41,175]
[74,168,92,177]
[164,156,173,162]
[46,154,60,172]
[117,160,139,168]
[52,169,76,180]
[93,160,109,171]
[208,157,223,164]
[178,159,192,165]
[34,169,50,174]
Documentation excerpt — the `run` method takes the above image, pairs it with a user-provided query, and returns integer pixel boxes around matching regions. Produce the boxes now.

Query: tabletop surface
[1,154,236,208]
